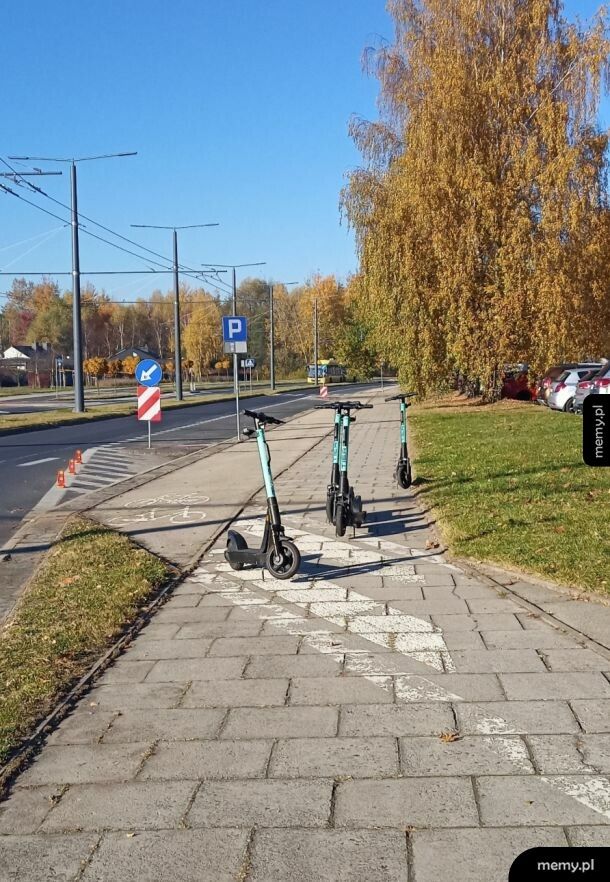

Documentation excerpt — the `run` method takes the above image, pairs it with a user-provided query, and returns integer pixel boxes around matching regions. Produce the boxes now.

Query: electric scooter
[224,409,301,579]
[385,392,416,488]
[318,400,373,537]
[315,402,342,524]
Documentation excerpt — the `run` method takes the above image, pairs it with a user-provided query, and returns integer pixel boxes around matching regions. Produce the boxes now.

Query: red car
[501,367,535,401]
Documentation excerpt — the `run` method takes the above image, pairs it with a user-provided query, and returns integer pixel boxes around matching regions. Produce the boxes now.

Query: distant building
[108,346,160,363]
[0,343,70,388]
[2,343,53,362]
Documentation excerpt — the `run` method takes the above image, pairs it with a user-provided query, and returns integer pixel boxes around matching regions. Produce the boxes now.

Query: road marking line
[17,457,59,468]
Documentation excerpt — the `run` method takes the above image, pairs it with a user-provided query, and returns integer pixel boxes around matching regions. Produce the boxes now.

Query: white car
[547,366,600,412]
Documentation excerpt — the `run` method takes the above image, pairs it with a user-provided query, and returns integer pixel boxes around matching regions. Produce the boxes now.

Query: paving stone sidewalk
[1,393,609,881]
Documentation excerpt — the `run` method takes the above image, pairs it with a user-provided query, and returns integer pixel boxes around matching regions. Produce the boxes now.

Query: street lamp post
[131,223,219,400]
[9,152,137,412]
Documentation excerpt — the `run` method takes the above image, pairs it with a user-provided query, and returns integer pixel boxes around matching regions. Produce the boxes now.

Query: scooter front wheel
[397,461,412,489]
[335,503,347,537]
[266,539,301,580]
[326,490,336,524]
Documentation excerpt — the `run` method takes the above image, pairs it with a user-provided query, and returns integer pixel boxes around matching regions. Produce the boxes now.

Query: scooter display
[385,392,416,488]
[224,409,301,579]
[317,400,373,537]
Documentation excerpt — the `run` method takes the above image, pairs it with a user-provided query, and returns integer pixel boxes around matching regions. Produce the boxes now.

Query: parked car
[501,365,534,401]
[535,363,599,405]
[592,361,610,396]
[547,366,601,412]
[573,367,603,414]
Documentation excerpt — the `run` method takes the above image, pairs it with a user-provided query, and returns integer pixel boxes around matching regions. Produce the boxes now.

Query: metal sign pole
[148,421,151,449]
[232,268,240,440]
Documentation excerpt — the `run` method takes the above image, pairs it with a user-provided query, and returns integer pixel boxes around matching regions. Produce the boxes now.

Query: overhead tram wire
[0,225,67,253]
[2,156,233,292]
[0,183,226,288]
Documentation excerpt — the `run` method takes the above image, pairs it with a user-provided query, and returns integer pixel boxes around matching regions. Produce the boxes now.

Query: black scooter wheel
[397,462,412,489]
[225,534,246,570]
[352,495,365,528]
[326,491,336,524]
[266,539,301,580]
[335,503,347,537]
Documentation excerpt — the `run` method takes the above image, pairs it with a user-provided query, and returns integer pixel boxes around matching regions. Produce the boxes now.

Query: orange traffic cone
[68,459,76,474]
[57,470,65,488]
[75,449,82,464]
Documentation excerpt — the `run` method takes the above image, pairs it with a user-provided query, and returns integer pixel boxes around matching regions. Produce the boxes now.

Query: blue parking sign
[222,316,248,353]
[222,316,247,342]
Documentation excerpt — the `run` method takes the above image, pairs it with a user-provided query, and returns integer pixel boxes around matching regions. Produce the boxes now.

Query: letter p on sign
[222,315,247,342]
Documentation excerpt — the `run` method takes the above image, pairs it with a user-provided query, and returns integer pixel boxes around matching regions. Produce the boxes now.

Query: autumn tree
[122,355,139,377]
[292,275,346,364]
[182,295,222,380]
[83,357,108,384]
[344,0,610,395]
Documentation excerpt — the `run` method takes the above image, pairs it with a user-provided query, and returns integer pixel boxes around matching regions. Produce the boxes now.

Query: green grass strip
[410,401,610,593]
[0,517,169,764]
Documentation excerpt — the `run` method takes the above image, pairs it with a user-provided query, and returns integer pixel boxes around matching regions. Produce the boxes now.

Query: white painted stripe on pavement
[198,561,610,820]
[17,457,59,468]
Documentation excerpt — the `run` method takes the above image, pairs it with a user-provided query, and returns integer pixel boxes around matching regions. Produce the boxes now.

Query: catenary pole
[269,284,275,391]
[173,230,183,401]
[70,162,85,412]
[313,298,319,386]
[8,151,137,411]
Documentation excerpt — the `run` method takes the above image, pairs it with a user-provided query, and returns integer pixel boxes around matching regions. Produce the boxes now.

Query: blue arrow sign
[135,358,162,387]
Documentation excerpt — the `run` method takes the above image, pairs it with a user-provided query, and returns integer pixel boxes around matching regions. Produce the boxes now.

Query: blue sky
[1,0,608,302]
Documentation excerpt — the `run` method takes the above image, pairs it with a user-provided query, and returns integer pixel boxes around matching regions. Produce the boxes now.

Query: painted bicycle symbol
[107,493,210,527]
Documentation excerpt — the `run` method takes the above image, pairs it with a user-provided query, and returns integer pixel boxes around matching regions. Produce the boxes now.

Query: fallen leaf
[439,730,461,743]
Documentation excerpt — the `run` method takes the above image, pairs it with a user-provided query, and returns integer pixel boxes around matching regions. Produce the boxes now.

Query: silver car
[573,367,603,414]
[548,366,600,412]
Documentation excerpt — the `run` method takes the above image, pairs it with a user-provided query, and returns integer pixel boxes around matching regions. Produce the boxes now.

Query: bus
[307,360,347,384]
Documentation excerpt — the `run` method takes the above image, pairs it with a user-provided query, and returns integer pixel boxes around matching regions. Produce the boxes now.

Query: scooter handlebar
[243,409,285,426]
[385,392,417,402]
[315,401,373,411]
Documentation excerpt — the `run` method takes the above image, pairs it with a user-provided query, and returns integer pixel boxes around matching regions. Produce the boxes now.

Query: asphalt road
[0,383,377,549]
[0,384,241,414]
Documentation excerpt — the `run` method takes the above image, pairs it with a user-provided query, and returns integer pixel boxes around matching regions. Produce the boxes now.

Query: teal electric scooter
[386,392,416,488]
[315,402,342,524]
[224,409,301,579]
[318,400,373,536]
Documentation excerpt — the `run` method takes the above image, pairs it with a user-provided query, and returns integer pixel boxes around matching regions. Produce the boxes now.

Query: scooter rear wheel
[225,533,247,570]
[266,539,301,580]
